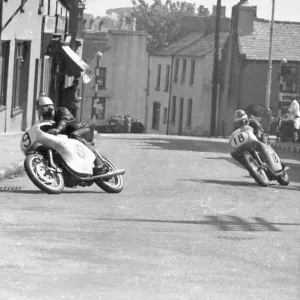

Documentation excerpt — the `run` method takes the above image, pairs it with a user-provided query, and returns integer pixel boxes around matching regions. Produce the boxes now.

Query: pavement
[0,132,300,182]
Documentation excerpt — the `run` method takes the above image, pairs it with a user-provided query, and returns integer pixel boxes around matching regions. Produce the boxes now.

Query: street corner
[0,161,24,182]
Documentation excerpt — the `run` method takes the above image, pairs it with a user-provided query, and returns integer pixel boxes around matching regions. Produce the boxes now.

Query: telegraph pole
[0,0,3,56]
[210,0,221,137]
[265,0,275,110]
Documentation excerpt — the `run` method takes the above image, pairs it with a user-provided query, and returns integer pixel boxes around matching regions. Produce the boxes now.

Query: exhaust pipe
[92,169,125,180]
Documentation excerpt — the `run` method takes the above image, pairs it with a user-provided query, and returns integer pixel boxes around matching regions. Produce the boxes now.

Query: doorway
[152,101,161,130]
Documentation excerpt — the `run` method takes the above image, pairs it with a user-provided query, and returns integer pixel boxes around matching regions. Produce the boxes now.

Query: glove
[48,128,60,135]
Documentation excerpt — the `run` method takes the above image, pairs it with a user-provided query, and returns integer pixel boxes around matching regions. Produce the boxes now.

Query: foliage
[132,0,198,53]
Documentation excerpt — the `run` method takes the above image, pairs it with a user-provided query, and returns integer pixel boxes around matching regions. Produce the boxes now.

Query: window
[171,96,176,123]
[0,42,10,107]
[181,59,187,84]
[173,58,179,83]
[164,65,170,92]
[163,107,168,124]
[12,42,25,109]
[186,99,193,127]
[189,59,196,85]
[93,97,106,119]
[282,81,297,93]
[152,101,161,130]
[95,67,106,90]
[156,64,161,90]
[282,66,298,75]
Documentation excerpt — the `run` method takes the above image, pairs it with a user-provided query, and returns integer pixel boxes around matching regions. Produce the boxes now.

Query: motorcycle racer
[230,110,288,173]
[36,95,108,175]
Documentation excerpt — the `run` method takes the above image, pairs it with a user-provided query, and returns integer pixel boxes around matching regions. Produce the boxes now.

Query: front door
[178,97,184,135]
[152,101,161,131]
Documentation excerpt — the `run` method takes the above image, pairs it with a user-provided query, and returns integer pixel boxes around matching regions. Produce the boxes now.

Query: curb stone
[0,161,24,182]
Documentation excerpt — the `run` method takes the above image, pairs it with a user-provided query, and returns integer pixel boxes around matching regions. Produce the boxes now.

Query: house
[81,18,148,131]
[147,10,230,136]
[219,0,300,136]
[168,32,228,136]
[0,0,43,132]
[146,32,204,134]
[0,0,88,132]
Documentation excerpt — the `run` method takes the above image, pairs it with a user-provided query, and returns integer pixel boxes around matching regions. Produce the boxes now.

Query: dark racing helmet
[36,95,55,120]
[233,109,248,128]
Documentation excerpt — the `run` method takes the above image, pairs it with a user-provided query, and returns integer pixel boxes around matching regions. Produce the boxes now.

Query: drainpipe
[166,54,174,135]
[144,54,150,133]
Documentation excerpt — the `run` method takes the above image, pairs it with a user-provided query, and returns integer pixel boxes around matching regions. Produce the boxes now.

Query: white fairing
[20,122,96,175]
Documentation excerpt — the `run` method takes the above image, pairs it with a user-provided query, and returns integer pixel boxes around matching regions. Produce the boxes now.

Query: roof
[153,32,203,56]
[176,32,229,57]
[239,19,300,61]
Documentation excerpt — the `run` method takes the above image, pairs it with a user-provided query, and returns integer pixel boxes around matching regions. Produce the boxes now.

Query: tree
[132,0,198,53]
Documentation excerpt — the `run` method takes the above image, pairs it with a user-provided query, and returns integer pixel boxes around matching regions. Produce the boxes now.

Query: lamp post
[210,0,221,137]
[263,0,275,132]
[92,51,102,122]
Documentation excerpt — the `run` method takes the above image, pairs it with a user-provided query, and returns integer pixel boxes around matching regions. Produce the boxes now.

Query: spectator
[60,79,82,117]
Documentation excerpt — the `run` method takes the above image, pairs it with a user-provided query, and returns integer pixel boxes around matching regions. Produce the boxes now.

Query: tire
[24,153,65,194]
[243,153,270,187]
[277,172,290,186]
[95,155,124,193]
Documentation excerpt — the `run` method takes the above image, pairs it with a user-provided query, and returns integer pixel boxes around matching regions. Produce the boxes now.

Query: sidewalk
[0,133,24,181]
[0,132,299,182]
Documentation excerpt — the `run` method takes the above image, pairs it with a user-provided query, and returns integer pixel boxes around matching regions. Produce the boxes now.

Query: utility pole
[0,0,3,56]
[265,0,275,110]
[210,0,221,137]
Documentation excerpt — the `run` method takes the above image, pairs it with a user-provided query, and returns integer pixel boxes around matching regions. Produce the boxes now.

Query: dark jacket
[54,107,84,134]
[248,118,264,135]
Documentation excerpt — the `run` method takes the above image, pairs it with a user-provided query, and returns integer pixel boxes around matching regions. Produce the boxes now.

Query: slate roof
[176,32,229,57]
[239,19,300,61]
[153,32,203,56]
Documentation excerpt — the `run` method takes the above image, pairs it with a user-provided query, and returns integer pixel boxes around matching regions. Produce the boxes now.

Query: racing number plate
[230,132,249,148]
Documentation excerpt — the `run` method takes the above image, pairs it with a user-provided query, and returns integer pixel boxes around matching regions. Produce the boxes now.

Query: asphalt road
[0,135,299,300]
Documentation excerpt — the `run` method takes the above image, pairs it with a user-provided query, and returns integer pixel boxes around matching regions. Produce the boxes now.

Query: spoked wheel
[24,153,64,194]
[277,172,290,186]
[243,153,270,187]
[95,155,124,193]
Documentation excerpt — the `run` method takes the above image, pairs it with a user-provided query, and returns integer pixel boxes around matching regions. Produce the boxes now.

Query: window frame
[181,59,187,84]
[156,64,161,91]
[171,96,176,123]
[173,58,179,83]
[186,98,193,128]
[164,65,170,92]
[189,59,196,85]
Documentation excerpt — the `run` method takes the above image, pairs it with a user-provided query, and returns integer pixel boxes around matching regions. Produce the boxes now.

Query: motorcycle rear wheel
[95,155,124,193]
[24,153,65,194]
[243,153,270,187]
[277,172,289,186]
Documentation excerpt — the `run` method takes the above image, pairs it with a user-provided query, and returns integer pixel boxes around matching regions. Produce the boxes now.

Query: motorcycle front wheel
[95,155,124,193]
[24,153,65,194]
[243,153,270,187]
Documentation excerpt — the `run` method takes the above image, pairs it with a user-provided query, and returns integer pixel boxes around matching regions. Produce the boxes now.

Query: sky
[84,0,300,22]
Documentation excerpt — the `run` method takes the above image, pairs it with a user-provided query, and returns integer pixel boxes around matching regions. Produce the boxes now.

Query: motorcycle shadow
[180,178,300,191]
[0,189,105,194]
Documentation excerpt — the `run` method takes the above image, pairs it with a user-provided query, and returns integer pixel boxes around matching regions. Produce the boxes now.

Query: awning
[61,45,90,76]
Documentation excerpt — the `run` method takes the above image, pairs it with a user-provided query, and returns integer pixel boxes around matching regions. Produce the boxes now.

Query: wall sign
[44,16,56,34]
[56,15,66,34]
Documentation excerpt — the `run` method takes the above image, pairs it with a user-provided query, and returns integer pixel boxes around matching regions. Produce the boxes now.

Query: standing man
[60,78,82,118]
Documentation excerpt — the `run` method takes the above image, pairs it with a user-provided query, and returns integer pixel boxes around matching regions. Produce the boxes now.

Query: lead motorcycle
[229,125,289,187]
[20,121,125,194]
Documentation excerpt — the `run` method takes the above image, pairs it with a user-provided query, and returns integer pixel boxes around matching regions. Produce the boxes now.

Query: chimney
[232,0,257,36]
[212,5,226,17]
